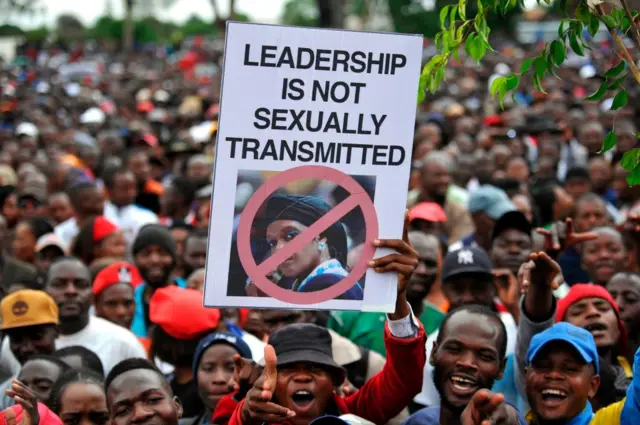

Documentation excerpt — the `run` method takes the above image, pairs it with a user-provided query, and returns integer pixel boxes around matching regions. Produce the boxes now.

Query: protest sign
[204,22,422,312]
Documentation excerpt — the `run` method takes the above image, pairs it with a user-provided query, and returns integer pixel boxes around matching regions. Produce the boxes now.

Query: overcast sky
[12,0,287,28]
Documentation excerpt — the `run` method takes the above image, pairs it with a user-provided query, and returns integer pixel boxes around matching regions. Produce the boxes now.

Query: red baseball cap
[93,261,143,296]
[408,202,447,223]
[93,216,119,242]
[150,286,220,340]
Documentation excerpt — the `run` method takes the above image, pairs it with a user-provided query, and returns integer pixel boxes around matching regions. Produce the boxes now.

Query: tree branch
[596,4,640,84]
[619,0,640,50]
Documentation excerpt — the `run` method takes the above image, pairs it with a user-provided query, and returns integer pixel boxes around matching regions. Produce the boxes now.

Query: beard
[139,266,173,289]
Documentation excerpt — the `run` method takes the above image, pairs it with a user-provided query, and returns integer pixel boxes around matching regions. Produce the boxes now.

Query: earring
[317,241,327,251]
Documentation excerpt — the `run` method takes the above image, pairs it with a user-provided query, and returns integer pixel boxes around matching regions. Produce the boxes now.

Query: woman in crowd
[246,194,363,301]
[48,370,109,425]
[182,332,253,425]
[71,216,127,266]
[0,186,19,229]
[12,217,55,264]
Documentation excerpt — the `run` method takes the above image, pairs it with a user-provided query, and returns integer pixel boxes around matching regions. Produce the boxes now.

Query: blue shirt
[131,277,187,338]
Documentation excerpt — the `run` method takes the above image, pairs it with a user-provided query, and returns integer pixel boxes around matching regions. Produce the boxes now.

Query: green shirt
[327,302,445,356]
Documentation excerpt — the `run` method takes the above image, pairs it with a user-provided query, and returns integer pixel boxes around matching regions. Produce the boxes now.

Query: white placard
[204,22,422,312]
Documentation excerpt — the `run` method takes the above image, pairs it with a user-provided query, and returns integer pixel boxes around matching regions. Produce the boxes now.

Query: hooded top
[260,194,348,267]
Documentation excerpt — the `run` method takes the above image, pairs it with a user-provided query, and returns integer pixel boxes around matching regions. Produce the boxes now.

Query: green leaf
[417,77,427,104]
[505,74,520,91]
[569,31,584,56]
[520,58,533,74]
[601,15,617,28]
[588,15,600,37]
[576,3,591,25]
[621,148,640,170]
[608,76,625,90]
[600,131,617,153]
[533,74,546,93]
[450,5,458,24]
[467,34,487,62]
[558,19,567,37]
[627,167,640,186]
[435,32,443,50]
[456,22,468,41]
[559,0,568,12]
[605,61,626,78]
[459,0,467,19]
[550,40,566,66]
[491,76,507,97]
[621,16,632,33]
[440,5,451,29]
[586,80,608,100]
[502,0,517,14]
[611,8,625,26]
[533,56,546,80]
[611,89,628,110]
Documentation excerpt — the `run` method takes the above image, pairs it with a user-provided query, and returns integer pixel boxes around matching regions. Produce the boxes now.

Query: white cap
[16,122,38,138]
[65,83,81,97]
[495,63,511,76]
[154,89,170,103]
[79,107,106,125]
[136,88,151,102]
[579,64,597,79]
[190,121,213,143]
[36,81,50,94]
[600,97,614,112]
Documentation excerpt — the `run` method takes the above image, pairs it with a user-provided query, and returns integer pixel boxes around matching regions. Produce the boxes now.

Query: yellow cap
[0,290,59,330]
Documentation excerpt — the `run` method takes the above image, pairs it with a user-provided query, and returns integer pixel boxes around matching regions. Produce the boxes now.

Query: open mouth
[540,388,568,406]
[449,375,478,395]
[584,322,607,337]
[291,390,315,407]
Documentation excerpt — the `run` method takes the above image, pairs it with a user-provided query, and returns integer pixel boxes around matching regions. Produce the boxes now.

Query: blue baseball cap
[526,322,599,373]
[468,185,516,220]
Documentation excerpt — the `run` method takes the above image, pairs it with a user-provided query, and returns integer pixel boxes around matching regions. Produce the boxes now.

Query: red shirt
[213,324,427,425]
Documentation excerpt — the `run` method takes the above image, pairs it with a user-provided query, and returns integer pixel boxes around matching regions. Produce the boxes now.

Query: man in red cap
[513,257,631,414]
[407,202,447,241]
[93,262,143,330]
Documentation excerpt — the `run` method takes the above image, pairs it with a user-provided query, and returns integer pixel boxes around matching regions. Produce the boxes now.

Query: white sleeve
[386,303,419,338]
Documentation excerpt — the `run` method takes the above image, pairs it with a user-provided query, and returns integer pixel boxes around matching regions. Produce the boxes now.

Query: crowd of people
[0,25,639,425]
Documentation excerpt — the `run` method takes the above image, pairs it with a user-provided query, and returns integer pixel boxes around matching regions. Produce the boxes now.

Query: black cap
[442,246,493,281]
[268,323,345,383]
[491,210,532,242]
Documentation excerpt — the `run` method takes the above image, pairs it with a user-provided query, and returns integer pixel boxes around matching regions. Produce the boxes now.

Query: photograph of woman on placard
[245,193,364,301]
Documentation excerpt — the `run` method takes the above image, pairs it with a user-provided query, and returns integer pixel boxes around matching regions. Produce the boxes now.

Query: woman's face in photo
[266,219,322,279]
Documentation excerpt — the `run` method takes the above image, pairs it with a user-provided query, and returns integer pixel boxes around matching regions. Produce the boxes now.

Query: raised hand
[535,218,597,258]
[519,252,563,296]
[240,345,295,425]
[519,251,563,320]
[233,355,264,399]
[461,390,518,425]
[5,380,39,425]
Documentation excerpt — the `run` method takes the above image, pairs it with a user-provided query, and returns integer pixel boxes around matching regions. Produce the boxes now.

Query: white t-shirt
[54,218,79,251]
[55,316,147,374]
[414,307,518,407]
[103,202,158,247]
